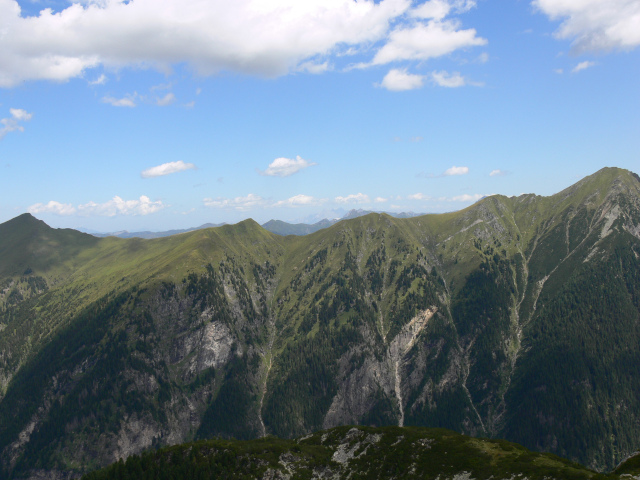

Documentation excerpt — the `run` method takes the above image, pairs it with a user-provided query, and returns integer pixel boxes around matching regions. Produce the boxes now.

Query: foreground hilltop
[84,425,635,480]
[1,167,639,478]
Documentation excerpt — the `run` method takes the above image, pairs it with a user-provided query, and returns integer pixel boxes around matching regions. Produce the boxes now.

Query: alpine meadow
[1,167,640,479]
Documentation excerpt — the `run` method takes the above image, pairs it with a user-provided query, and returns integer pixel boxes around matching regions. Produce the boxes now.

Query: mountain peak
[0,212,48,231]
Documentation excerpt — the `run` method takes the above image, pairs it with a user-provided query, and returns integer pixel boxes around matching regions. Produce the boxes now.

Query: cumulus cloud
[203,194,266,211]
[534,0,640,53]
[444,165,469,176]
[78,195,164,216]
[157,92,176,106]
[28,195,164,216]
[489,169,508,176]
[371,19,487,65]
[451,193,483,202]
[141,160,196,178]
[572,60,596,73]
[274,194,321,207]
[102,95,136,107]
[28,200,75,215]
[0,108,33,139]
[0,0,488,87]
[260,156,317,177]
[379,68,424,91]
[374,196,388,203]
[381,69,478,91]
[0,0,409,87]
[89,73,107,85]
[431,70,466,87]
[408,192,431,200]
[298,61,330,74]
[335,193,370,204]
[410,0,454,20]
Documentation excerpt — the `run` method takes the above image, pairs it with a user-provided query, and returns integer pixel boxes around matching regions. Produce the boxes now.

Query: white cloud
[28,200,76,215]
[374,196,388,203]
[408,193,431,200]
[489,169,508,176]
[298,61,330,74]
[0,0,412,87]
[203,193,266,211]
[410,0,476,20]
[28,196,164,216]
[381,69,476,91]
[450,0,476,14]
[371,19,487,65]
[78,195,164,216]
[379,68,424,91]
[102,95,136,107]
[534,0,640,53]
[335,193,370,204]
[141,160,196,178]
[451,193,483,202]
[89,73,107,85]
[431,70,466,87]
[260,156,317,177]
[9,108,32,122]
[572,60,596,73]
[274,194,321,207]
[444,165,469,176]
[0,108,33,139]
[157,92,176,106]
[410,0,452,21]
[554,68,564,74]
[0,0,492,87]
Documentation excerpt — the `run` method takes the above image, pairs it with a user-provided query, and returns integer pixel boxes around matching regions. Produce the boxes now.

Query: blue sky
[0,0,638,232]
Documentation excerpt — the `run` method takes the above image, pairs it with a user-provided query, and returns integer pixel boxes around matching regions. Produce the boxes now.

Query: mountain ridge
[79,209,425,239]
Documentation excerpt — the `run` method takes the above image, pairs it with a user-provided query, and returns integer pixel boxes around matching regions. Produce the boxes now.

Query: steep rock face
[322,308,437,429]
[0,167,639,478]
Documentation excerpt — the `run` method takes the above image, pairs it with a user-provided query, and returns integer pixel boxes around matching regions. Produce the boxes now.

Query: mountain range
[87,209,423,239]
[1,167,639,479]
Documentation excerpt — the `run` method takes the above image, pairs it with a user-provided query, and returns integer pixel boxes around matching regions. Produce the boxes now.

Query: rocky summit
[1,167,640,479]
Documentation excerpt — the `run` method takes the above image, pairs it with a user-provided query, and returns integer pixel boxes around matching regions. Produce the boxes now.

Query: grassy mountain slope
[0,167,639,478]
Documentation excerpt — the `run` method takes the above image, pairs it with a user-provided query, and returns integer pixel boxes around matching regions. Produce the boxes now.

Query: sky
[0,0,638,232]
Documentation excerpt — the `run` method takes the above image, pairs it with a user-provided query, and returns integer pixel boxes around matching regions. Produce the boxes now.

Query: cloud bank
[28,195,165,216]
[0,0,486,87]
